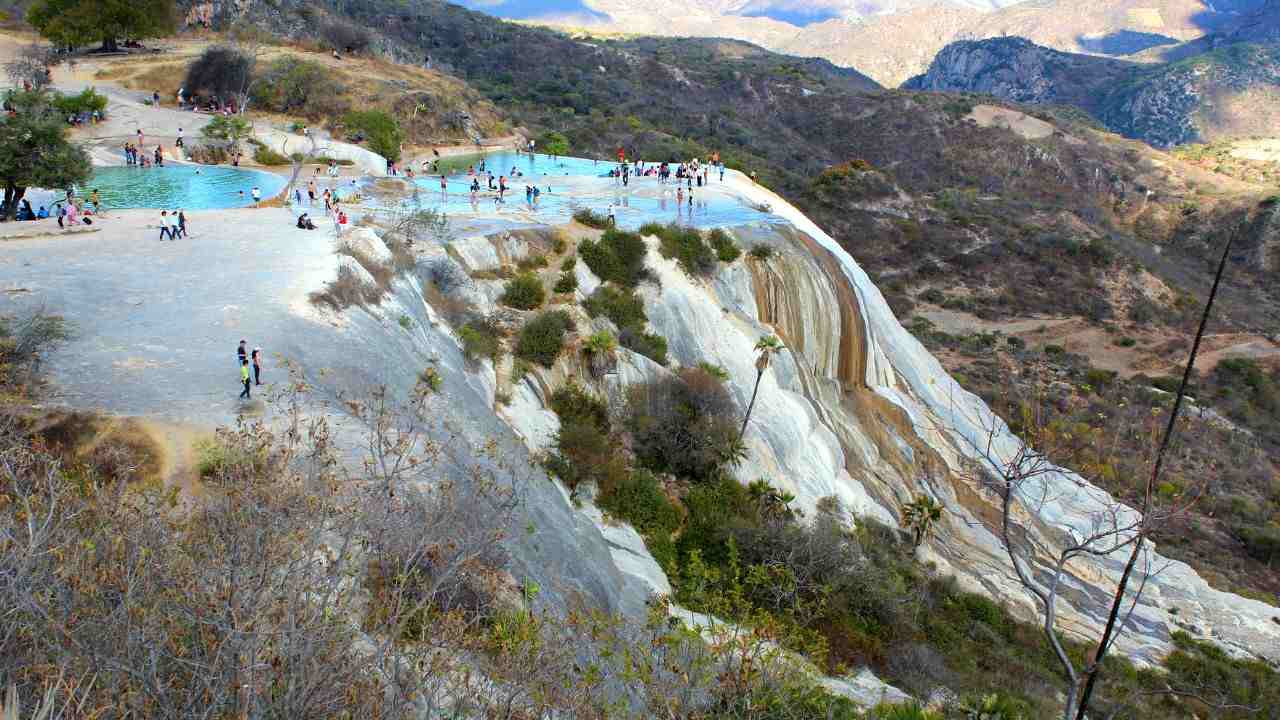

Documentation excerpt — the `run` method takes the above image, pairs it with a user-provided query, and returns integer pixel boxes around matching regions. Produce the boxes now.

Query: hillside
[459,0,1271,86]
[904,35,1280,147]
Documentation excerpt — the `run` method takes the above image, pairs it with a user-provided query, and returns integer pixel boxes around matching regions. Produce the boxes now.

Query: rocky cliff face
[439,173,1280,668]
[905,35,1280,147]
[902,36,1136,108]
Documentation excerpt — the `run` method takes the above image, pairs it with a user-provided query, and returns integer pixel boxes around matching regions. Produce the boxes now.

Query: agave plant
[583,330,617,377]
[901,494,944,548]
[958,693,1028,720]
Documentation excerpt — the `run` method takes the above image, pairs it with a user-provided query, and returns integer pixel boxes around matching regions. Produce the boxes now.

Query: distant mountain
[455,0,1272,86]
[903,35,1280,147]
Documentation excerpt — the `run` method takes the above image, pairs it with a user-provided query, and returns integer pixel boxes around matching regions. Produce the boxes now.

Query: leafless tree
[226,22,271,115]
[4,44,55,90]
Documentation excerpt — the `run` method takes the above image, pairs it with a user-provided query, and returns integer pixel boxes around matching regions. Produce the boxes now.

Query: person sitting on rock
[296,213,316,230]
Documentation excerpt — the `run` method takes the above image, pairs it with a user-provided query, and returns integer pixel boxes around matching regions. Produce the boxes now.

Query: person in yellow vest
[239,358,251,399]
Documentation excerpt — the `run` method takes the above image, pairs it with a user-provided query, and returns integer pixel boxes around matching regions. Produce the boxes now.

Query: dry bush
[309,263,385,310]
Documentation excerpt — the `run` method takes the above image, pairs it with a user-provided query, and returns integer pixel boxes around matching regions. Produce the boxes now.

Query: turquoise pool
[85,166,287,210]
[411,152,769,230]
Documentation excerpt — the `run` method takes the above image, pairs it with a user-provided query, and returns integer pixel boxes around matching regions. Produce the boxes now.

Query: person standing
[251,347,263,385]
[89,189,101,215]
[307,180,317,206]
[251,186,261,205]
[158,210,173,240]
[239,358,252,399]
[136,128,144,146]
[440,175,448,199]
[176,209,188,238]
[237,339,248,366]
[176,127,184,149]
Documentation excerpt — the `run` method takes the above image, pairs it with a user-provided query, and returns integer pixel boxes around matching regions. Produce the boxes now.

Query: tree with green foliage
[0,90,91,220]
[901,495,943,548]
[343,110,403,163]
[539,131,570,156]
[201,115,253,153]
[26,0,175,52]
[740,335,783,441]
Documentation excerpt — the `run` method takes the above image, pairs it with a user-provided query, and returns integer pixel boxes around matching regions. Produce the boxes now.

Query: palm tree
[747,479,796,520]
[739,335,783,441]
[901,495,943,548]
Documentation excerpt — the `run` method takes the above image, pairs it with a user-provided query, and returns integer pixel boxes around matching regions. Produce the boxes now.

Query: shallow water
[408,152,770,230]
[86,166,287,210]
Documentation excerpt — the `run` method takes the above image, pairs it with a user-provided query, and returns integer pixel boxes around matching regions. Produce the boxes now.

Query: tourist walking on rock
[307,180,317,206]
[251,347,262,385]
[239,358,252,399]
[158,210,174,240]
[176,209,188,238]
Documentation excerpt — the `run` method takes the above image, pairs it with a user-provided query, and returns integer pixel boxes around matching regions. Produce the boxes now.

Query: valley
[0,1,1278,719]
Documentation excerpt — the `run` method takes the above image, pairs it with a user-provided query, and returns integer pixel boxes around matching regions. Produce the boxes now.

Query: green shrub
[343,109,403,162]
[599,469,680,539]
[539,131,570,156]
[250,57,337,116]
[1043,344,1066,357]
[553,271,578,294]
[620,327,668,366]
[550,382,610,432]
[697,361,730,381]
[578,229,649,287]
[545,382,628,494]
[1151,375,1185,393]
[653,223,717,276]
[919,288,945,304]
[870,703,941,720]
[707,228,741,263]
[626,369,741,482]
[201,115,252,147]
[1084,368,1117,390]
[458,319,502,362]
[1114,336,1138,348]
[749,244,774,260]
[572,207,612,229]
[1235,524,1280,564]
[52,87,107,116]
[516,253,548,271]
[252,143,290,166]
[500,272,546,310]
[583,285,647,331]
[515,310,573,367]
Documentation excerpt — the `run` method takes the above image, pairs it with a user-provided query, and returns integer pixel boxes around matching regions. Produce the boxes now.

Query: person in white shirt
[251,186,261,204]
[158,210,174,241]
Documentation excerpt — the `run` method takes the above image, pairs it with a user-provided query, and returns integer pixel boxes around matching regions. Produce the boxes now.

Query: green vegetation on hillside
[27,0,174,52]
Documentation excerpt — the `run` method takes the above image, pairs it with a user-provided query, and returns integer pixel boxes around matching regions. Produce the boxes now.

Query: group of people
[294,178,349,233]
[157,209,188,240]
[123,141,165,167]
[236,340,264,399]
[16,188,102,226]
